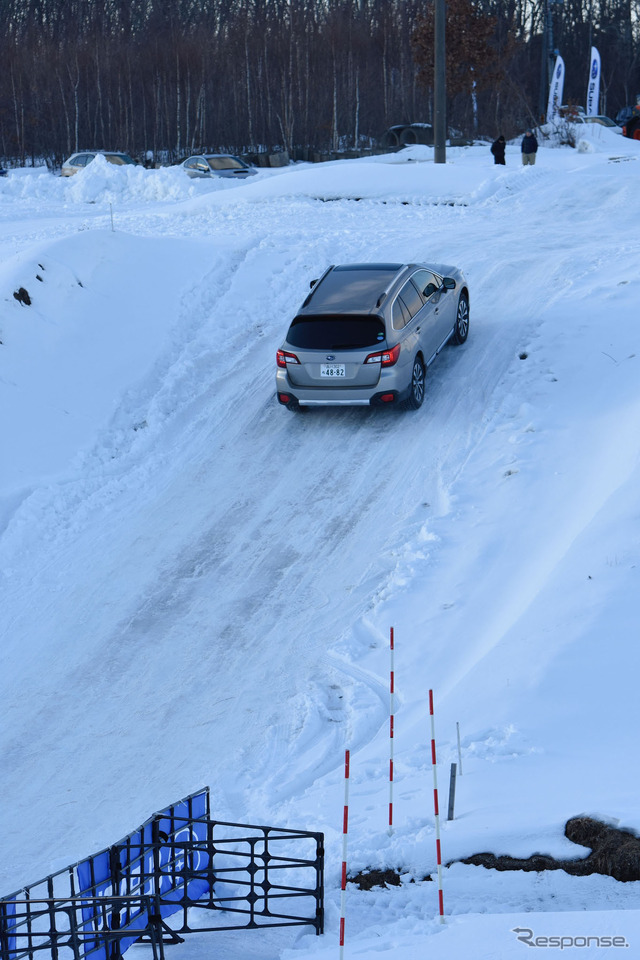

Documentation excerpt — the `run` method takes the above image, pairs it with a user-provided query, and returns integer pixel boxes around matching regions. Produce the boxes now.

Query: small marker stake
[447,762,457,821]
[388,626,395,834]
[429,689,445,923]
[339,749,350,959]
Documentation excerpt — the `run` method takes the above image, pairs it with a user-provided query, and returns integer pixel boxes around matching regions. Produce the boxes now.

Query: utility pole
[434,0,446,163]
[539,0,563,119]
[538,0,549,118]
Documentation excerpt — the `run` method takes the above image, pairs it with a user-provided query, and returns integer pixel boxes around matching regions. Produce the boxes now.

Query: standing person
[521,129,538,165]
[490,135,506,165]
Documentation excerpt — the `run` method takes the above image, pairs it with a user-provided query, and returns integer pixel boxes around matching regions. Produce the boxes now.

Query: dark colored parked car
[380,124,434,149]
[615,106,635,126]
[622,109,640,140]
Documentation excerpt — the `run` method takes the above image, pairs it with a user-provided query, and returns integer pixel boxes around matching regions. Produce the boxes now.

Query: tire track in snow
[4,161,637,866]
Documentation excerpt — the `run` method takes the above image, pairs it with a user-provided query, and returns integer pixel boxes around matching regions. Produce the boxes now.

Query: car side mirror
[423,282,437,298]
[443,277,456,290]
[310,279,318,289]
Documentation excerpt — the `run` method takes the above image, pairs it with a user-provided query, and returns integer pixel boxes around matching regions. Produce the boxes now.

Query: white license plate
[321,364,346,378]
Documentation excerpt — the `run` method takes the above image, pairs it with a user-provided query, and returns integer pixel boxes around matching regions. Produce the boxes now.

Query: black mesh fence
[0,789,324,960]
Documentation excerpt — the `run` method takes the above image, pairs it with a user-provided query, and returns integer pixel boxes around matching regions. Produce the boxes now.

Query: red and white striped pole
[339,749,350,959]
[429,689,445,923]
[388,627,395,834]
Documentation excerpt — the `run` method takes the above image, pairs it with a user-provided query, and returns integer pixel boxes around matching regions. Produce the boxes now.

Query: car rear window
[105,154,135,165]
[287,315,386,350]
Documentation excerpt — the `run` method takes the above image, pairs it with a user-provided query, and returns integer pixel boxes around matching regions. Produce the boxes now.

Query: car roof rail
[301,264,334,307]
[376,263,409,307]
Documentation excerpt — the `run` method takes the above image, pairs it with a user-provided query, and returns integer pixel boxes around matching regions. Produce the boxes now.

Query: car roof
[184,154,247,163]
[299,263,408,315]
[66,151,130,160]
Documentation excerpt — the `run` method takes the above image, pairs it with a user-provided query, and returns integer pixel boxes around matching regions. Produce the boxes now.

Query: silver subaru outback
[276,262,469,411]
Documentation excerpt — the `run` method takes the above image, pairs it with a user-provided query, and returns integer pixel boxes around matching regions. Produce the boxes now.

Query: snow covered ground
[2,127,640,958]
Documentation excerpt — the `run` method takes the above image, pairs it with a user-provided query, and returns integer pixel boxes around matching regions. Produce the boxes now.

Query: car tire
[403,356,426,410]
[451,292,469,345]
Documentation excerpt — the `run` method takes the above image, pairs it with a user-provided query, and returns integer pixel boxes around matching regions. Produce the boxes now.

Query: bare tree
[0,0,638,165]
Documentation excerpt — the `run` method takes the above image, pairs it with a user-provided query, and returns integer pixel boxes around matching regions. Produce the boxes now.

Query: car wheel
[451,292,469,345]
[403,356,425,410]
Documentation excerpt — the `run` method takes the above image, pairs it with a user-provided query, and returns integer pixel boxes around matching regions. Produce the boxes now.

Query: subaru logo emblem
[326,354,335,361]
[591,60,598,78]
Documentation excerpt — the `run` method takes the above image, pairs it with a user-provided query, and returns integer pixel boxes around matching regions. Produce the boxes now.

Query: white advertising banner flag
[586,47,601,116]
[547,55,565,122]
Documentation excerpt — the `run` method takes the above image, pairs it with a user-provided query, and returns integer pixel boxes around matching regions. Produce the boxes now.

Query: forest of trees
[0,0,639,166]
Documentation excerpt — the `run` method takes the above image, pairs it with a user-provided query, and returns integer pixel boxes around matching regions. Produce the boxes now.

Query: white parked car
[571,115,622,133]
[61,151,138,176]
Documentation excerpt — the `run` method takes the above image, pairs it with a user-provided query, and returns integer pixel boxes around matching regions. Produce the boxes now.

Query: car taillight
[277,349,300,367]
[364,343,401,367]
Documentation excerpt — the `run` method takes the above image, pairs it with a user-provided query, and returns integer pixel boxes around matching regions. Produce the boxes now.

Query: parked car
[571,115,622,132]
[380,123,434,148]
[615,106,635,126]
[622,109,640,140]
[276,262,469,411]
[559,104,586,118]
[61,151,137,176]
[180,154,257,179]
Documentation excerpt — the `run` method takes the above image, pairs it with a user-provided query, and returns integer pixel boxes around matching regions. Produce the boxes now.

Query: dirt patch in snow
[459,817,640,882]
[350,818,640,889]
[350,868,404,890]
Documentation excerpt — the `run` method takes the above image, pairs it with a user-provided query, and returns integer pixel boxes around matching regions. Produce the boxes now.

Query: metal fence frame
[0,896,166,960]
[1,789,324,960]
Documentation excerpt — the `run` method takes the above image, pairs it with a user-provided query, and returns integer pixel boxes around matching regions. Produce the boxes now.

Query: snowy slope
[1,133,640,958]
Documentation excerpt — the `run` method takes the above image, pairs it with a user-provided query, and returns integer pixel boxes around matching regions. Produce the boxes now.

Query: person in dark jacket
[521,129,538,165]
[490,135,506,165]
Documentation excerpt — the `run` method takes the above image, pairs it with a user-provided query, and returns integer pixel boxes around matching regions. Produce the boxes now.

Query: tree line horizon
[1,0,638,166]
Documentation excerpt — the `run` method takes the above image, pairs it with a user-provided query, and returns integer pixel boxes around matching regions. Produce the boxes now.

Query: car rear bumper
[276,381,411,408]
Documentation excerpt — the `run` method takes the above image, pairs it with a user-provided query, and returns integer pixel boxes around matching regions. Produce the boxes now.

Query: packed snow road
[2,173,514,881]
[2,139,640,950]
